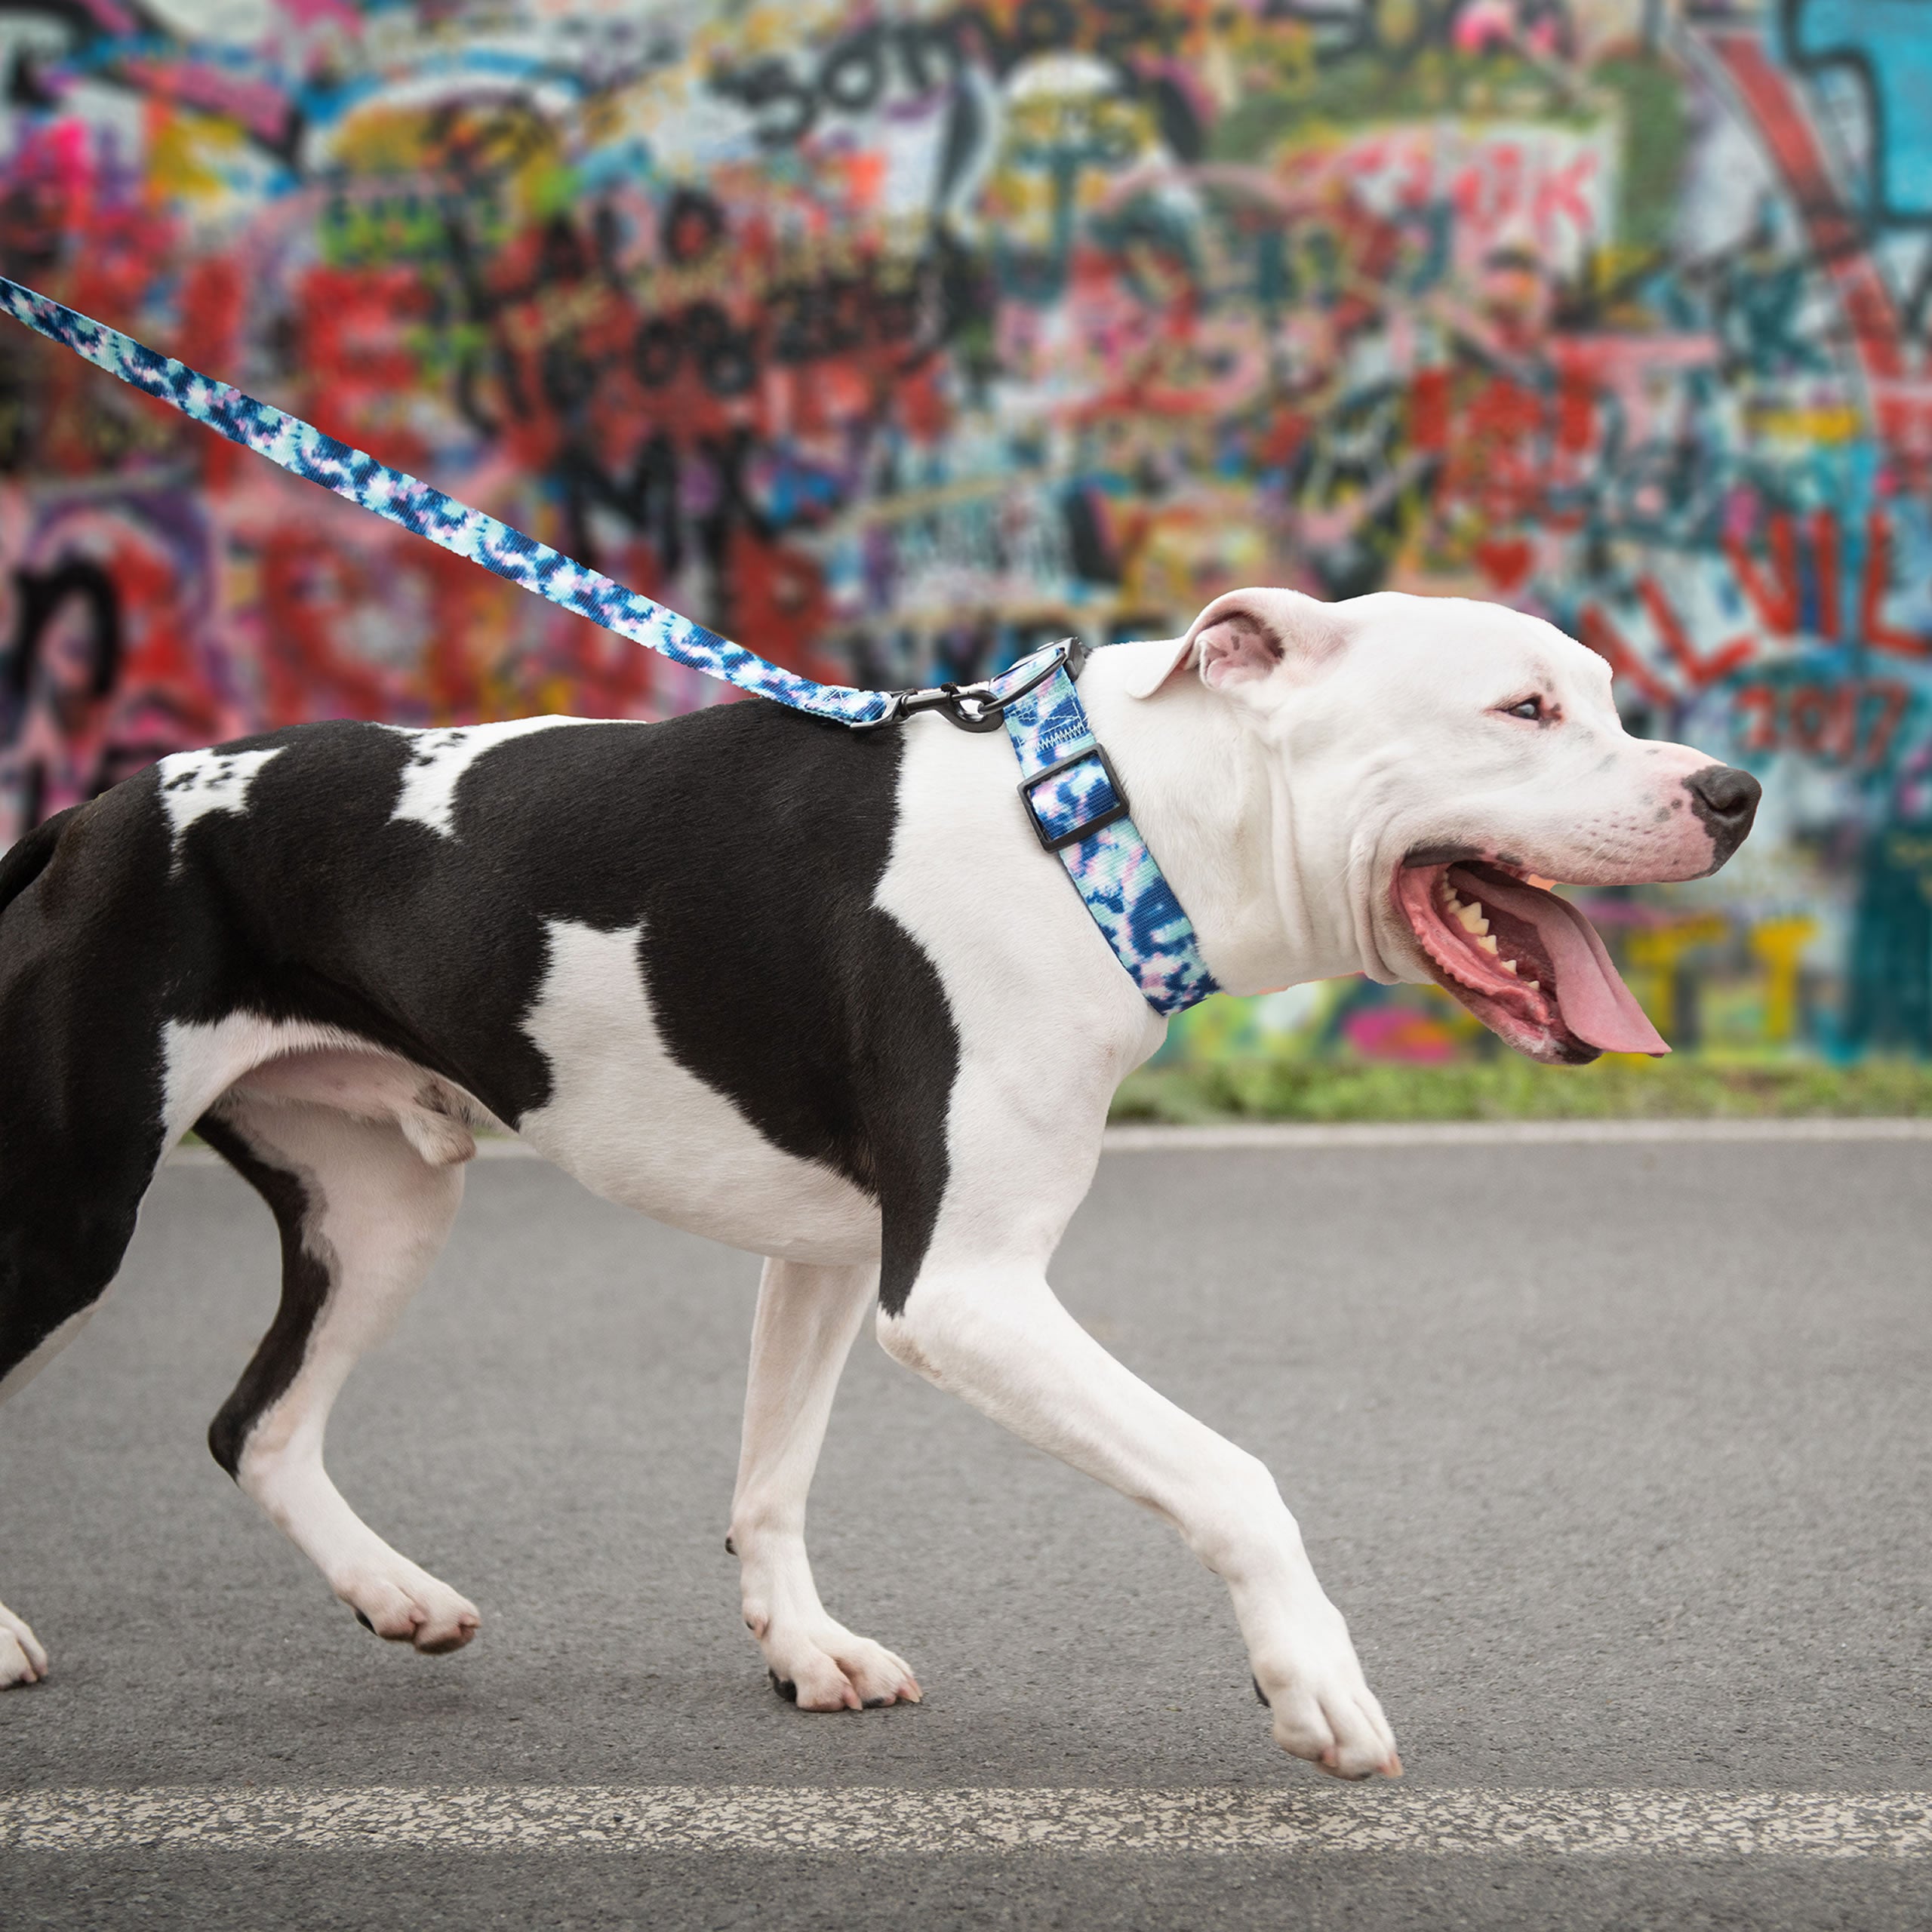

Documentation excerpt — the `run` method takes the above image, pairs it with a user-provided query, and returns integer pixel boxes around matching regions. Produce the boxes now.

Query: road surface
[3,1127,1928,1927]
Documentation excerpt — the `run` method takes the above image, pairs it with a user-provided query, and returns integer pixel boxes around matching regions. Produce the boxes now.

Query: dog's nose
[1684,764,1761,866]
[1686,764,1761,826]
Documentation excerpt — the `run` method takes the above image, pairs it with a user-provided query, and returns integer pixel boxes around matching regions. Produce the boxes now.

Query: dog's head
[1126,587,1758,1063]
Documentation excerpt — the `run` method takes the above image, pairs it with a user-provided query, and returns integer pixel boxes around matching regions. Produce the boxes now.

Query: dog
[0,586,1758,1778]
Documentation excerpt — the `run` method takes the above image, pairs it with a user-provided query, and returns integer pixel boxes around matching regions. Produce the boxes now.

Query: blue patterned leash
[0,275,889,726]
[0,275,1217,1014]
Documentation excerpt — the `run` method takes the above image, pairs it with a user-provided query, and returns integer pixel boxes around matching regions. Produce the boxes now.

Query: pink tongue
[1451,869,1669,1057]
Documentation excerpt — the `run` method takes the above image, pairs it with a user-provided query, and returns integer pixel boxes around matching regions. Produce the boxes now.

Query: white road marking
[167,1115,1932,1168]
[2,1786,1927,1856]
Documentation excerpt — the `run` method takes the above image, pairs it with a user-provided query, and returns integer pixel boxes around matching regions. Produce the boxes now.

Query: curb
[167,1116,1932,1165]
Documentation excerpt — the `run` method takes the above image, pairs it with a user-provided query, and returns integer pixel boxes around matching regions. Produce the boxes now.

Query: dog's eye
[1503,697,1544,721]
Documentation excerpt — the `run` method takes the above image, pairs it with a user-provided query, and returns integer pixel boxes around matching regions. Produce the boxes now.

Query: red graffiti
[1734,678,1912,768]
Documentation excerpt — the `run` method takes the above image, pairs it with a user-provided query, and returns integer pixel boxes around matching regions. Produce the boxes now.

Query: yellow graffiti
[1746,405,1865,445]
[1747,916,1819,1046]
[146,104,246,202]
[1620,916,1730,1039]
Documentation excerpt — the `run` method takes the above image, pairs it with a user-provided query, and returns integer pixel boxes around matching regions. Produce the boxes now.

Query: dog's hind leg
[0,1168,154,1687]
[0,1189,140,1686]
[0,1062,160,1689]
[729,1258,921,1710]
[199,1089,479,1654]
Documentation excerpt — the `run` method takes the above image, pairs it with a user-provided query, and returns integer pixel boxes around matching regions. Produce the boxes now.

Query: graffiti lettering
[0,0,1927,1055]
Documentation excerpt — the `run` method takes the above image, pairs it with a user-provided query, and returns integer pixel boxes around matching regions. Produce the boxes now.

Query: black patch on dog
[198,1115,335,1479]
[769,1669,798,1703]
[0,804,77,917]
[448,704,958,1312]
[1401,842,1483,869]
[150,721,561,1112]
[4,701,959,1345]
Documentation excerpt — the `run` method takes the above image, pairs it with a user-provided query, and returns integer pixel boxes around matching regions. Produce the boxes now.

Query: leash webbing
[0,275,893,727]
[0,275,1219,1015]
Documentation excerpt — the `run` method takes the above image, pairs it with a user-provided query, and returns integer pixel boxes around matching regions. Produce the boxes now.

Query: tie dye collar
[993,645,1220,1017]
[0,277,1217,1017]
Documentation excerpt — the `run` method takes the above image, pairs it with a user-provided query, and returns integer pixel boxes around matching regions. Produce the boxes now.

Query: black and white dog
[0,588,1758,1778]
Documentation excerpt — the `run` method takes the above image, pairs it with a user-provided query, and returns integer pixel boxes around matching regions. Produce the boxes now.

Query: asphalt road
[2,1133,1929,1928]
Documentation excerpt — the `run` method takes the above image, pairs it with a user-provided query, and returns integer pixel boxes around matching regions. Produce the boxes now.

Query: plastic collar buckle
[1017,743,1132,853]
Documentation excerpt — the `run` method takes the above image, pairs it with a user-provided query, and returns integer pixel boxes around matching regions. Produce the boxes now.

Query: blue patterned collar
[992,645,1219,1017]
[842,641,1219,1015]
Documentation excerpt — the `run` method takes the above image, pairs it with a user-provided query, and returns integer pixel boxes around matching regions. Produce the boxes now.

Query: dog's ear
[1123,589,1341,700]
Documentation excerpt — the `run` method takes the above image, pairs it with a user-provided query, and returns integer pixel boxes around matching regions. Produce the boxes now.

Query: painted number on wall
[1733,679,1913,768]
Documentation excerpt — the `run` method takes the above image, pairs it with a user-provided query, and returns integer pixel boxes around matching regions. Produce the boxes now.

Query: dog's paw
[1252,1609,1401,1780]
[0,1600,48,1687]
[334,1560,479,1654]
[760,1622,921,1712]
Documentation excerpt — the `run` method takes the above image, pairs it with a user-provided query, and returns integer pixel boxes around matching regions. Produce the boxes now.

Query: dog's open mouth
[1393,858,1668,1065]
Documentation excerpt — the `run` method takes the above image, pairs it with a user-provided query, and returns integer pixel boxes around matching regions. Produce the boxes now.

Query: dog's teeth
[1477,934,1499,955]
[1444,889,1463,910]
[1524,977,1540,989]
[1500,958,1518,974]
[1455,902,1486,934]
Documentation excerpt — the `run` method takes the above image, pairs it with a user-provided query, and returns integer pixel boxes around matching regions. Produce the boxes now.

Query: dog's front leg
[730,1258,921,1711]
[878,1263,1400,1778]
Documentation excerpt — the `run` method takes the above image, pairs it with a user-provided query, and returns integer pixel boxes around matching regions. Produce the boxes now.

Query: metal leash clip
[853,638,1085,734]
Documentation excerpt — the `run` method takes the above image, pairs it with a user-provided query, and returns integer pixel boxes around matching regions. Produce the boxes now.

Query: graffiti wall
[0,0,1927,1059]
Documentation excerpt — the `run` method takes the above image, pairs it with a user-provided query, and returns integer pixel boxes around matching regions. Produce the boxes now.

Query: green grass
[1108,1056,1932,1125]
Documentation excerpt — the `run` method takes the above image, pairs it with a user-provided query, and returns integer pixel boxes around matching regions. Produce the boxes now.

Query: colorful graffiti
[0,1,1927,1058]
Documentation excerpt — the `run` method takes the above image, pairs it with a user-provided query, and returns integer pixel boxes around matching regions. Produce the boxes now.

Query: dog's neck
[1077,645,1376,997]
